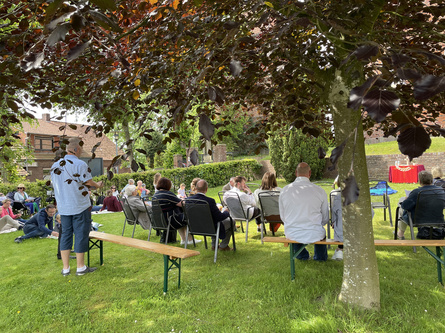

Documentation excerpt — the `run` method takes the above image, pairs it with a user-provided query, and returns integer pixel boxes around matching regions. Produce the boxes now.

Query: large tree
[2,0,445,309]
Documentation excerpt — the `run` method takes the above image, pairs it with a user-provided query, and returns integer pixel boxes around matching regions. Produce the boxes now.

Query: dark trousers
[293,243,328,261]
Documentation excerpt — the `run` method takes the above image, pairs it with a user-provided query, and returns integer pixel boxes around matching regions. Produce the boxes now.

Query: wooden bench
[88,231,200,293]
[263,237,445,284]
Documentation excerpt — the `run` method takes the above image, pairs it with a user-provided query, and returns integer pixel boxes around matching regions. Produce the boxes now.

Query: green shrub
[0,160,261,202]
[95,159,262,193]
[0,179,51,207]
[269,128,328,182]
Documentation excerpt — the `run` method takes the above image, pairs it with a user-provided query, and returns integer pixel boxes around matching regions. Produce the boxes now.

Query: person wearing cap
[51,137,104,277]
[14,184,36,215]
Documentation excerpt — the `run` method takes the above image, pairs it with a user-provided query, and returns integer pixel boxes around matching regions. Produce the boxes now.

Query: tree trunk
[329,69,380,310]
[122,119,134,167]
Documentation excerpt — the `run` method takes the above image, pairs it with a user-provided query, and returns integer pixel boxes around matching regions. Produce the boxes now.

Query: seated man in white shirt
[279,162,329,261]
[223,176,262,232]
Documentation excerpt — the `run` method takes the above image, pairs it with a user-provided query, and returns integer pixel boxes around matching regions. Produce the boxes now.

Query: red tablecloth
[388,165,425,183]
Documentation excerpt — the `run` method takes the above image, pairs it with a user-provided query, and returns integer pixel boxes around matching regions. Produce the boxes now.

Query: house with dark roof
[19,113,128,181]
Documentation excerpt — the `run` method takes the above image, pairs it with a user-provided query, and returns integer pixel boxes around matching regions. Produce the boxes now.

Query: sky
[25,100,91,125]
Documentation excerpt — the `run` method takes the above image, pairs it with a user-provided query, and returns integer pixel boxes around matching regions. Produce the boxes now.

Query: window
[35,136,54,151]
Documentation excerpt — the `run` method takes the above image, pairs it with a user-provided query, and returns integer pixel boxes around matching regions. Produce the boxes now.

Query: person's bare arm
[84,179,104,189]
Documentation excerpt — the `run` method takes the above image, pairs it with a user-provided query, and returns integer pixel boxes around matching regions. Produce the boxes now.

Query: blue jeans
[22,224,45,240]
[293,243,328,261]
[60,208,92,253]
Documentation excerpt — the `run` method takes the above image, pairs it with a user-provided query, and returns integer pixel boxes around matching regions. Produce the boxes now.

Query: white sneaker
[331,249,343,261]
[181,239,202,245]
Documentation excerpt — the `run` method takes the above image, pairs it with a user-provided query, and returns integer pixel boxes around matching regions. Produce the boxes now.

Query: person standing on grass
[279,162,329,261]
[51,138,103,276]
[14,205,58,243]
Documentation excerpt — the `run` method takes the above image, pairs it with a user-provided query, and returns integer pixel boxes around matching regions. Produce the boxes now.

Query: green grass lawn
[2,181,445,332]
[364,137,445,155]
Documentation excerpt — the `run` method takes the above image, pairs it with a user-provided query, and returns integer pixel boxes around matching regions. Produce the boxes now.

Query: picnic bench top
[262,237,445,247]
[89,231,200,259]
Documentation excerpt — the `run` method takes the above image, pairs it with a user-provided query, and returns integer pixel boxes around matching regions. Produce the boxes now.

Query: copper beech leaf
[362,90,400,122]
[342,175,360,206]
[413,75,445,101]
[397,126,431,161]
[199,114,214,141]
[328,141,346,171]
[190,149,199,165]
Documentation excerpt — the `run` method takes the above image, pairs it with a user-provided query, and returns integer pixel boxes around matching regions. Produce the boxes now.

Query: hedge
[94,159,262,194]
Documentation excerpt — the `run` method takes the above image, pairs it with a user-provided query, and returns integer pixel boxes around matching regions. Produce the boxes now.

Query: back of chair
[412,188,445,226]
[151,197,170,229]
[121,197,137,224]
[224,192,247,220]
[218,191,226,207]
[183,199,217,236]
[258,191,281,220]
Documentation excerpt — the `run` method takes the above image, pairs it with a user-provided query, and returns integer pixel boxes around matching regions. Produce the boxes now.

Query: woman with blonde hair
[189,178,200,195]
[254,172,282,233]
[153,173,162,193]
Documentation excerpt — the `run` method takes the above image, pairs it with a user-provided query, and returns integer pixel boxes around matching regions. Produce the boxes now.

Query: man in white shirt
[279,162,329,261]
[223,176,262,232]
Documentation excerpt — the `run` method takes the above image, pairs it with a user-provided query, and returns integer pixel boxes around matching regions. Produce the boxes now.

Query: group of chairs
[118,194,236,263]
[115,179,445,259]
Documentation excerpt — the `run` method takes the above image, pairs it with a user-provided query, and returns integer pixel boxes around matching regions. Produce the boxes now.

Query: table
[388,165,425,183]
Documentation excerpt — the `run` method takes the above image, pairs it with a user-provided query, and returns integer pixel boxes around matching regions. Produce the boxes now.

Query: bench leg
[289,244,308,280]
[422,246,445,285]
[163,255,181,293]
[88,239,103,267]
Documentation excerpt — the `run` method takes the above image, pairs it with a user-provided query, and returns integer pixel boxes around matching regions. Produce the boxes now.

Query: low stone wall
[366,152,445,181]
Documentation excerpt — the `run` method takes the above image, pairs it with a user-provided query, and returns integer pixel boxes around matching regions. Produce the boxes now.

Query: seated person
[0,192,6,203]
[121,179,135,197]
[222,177,235,192]
[0,215,23,233]
[279,162,329,261]
[88,191,103,212]
[141,184,149,198]
[100,190,123,212]
[111,186,119,197]
[189,178,200,195]
[223,175,262,232]
[432,167,445,188]
[153,173,162,193]
[396,170,445,239]
[189,179,234,251]
[177,183,187,199]
[14,204,59,243]
[125,185,151,230]
[153,177,200,245]
[253,172,281,232]
[14,184,38,215]
[1,198,27,226]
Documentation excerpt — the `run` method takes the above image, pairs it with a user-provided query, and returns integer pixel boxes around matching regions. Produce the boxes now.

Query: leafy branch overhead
[2,1,445,176]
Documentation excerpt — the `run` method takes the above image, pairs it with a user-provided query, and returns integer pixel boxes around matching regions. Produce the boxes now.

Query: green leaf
[264,2,274,8]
